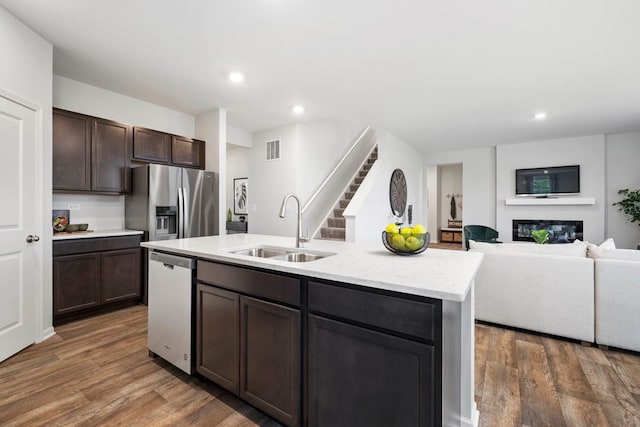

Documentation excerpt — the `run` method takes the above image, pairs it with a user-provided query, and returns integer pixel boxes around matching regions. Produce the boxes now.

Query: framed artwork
[234,177,249,215]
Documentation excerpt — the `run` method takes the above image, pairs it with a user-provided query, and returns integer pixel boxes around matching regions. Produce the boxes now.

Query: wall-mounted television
[515,165,580,197]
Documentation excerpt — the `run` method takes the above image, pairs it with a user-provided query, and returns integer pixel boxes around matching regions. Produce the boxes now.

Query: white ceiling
[2,0,640,153]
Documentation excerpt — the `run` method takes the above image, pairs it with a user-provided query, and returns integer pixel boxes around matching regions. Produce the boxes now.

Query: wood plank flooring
[475,322,640,427]
[2,306,640,426]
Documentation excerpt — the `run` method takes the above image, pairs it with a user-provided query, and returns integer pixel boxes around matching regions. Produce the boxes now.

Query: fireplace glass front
[512,219,584,243]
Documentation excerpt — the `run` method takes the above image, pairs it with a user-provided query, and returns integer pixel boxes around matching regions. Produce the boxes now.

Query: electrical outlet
[67,203,80,210]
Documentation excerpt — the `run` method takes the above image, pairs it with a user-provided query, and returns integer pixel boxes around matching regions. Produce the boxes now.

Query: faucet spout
[279,194,309,248]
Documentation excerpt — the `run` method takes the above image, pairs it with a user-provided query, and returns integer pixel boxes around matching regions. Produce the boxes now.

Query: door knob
[26,235,40,243]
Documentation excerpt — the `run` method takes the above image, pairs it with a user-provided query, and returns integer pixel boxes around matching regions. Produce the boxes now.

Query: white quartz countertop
[53,229,144,240]
[142,234,483,302]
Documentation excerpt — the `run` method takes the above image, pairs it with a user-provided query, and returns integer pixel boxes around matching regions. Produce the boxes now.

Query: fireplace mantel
[505,197,595,206]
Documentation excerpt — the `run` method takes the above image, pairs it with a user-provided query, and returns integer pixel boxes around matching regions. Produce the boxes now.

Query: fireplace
[512,219,583,243]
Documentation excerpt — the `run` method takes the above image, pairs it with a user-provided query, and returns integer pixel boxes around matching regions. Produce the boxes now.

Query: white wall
[53,75,195,136]
[227,125,252,148]
[226,145,251,221]
[196,108,227,235]
[351,130,424,243]
[52,195,125,231]
[0,5,53,339]
[295,116,365,203]
[426,147,497,240]
[249,125,299,237]
[605,132,640,249]
[496,135,606,243]
[439,164,463,229]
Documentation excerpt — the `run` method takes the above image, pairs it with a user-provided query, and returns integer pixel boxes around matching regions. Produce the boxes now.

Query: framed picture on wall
[234,177,249,215]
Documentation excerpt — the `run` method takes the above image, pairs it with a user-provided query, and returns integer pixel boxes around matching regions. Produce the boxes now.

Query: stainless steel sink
[272,252,326,263]
[231,247,289,258]
[229,245,334,262]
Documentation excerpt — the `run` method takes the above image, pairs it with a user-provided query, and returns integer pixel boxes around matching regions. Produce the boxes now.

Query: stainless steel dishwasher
[148,250,194,374]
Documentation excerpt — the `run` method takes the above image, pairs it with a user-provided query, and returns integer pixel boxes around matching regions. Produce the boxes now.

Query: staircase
[319,146,378,240]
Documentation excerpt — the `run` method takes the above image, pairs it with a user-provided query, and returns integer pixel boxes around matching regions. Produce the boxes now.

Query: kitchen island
[142,233,483,427]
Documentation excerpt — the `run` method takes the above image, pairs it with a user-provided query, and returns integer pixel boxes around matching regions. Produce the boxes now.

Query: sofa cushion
[470,239,587,257]
[589,247,640,261]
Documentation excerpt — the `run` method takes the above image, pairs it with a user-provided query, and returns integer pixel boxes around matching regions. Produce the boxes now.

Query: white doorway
[426,163,463,245]
[0,94,40,362]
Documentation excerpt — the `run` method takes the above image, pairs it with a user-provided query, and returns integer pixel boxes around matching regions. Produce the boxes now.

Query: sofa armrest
[472,250,594,341]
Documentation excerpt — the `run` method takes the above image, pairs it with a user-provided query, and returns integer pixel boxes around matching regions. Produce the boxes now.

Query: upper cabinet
[92,118,132,193]
[53,109,131,194]
[52,109,92,192]
[54,109,206,194]
[171,135,205,169]
[132,127,171,164]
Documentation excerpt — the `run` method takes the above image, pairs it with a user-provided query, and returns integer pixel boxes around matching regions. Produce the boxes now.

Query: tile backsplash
[52,194,125,231]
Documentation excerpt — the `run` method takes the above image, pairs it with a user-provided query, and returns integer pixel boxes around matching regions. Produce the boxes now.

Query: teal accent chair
[463,225,501,250]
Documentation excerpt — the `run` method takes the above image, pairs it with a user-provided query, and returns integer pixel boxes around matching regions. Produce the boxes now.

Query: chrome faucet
[279,194,309,248]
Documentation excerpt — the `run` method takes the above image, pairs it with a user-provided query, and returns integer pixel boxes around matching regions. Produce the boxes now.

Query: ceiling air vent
[265,139,280,161]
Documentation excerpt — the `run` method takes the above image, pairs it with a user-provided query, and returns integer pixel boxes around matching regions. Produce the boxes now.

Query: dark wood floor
[2,306,639,426]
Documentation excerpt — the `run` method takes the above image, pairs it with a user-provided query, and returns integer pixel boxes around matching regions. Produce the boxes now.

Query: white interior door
[0,95,38,362]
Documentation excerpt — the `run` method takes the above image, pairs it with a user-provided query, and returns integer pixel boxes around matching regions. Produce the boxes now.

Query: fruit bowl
[382,231,430,255]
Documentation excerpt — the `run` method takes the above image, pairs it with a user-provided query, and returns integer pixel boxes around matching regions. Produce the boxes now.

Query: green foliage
[531,229,549,244]
[613,188,640,225]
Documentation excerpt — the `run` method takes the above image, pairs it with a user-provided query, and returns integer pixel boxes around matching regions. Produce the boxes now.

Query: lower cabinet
[53,236,142,324]
[196,281,300,427]
[308,315,436,427]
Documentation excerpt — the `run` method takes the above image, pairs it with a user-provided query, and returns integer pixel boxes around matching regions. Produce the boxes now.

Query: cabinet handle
[26,235,40,243]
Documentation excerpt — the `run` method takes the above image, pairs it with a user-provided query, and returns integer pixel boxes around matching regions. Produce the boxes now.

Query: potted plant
[531,229,549,244]
[613,188,640,225]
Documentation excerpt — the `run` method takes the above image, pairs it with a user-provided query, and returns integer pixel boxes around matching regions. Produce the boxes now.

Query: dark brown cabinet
[52,109,91,191]
[240,296,300,427]
[53,235,142,325]
[308,315,435,427]
[196,284,240,393]
[53,109,132,194]
[196,261,301,427]
[172,135,205,168]
[133,127,171,164]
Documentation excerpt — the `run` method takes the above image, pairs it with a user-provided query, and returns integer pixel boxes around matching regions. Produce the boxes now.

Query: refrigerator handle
[183,187,190,238]
[177,187,184,238]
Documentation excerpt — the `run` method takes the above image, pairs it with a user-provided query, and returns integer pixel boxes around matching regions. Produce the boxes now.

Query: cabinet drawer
[53,235,142,256]
[197,261,300,307]
[441,231,453,242]
[308,281,439,342]
[453,232,463,242]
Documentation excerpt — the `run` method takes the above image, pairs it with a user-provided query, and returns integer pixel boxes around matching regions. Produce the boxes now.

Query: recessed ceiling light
[228,71,245,84]
[292,105,305,115]
[533,112,548,120]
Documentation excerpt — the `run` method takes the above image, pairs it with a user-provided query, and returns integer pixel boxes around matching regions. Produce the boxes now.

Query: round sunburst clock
[389,168,407,217]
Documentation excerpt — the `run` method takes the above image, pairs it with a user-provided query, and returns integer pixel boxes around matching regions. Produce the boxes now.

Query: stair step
[367,158,376,164]
[350,184,359,192]
[363,164,372,171]
[359,170,368,177]
[321,227,346,240]
[339,199,350,209]
[328,217,345,228]
[333,208,344,218]
[355,177,364,185]
[344,191,355,200]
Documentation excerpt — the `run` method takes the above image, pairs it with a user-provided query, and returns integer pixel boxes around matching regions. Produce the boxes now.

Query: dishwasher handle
[150,251,194,269]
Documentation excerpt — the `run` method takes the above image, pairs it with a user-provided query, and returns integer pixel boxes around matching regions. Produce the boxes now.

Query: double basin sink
[230,245,335,263]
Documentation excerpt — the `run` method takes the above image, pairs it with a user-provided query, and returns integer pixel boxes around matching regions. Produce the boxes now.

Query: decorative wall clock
[389,168,407,217]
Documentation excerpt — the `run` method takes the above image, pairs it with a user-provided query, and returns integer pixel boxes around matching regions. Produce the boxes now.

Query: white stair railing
[301,126,378,239]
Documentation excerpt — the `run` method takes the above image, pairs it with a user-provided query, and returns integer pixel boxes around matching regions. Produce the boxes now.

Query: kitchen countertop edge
[53,229,145,240]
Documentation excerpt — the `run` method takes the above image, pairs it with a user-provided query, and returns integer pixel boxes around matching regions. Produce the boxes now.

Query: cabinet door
[53,253,101,316]
[308,315,436,427]
[133,127,171,163]
[240,296,300,427]
[53,109,91,191]
[101,248,141,303]
[196,284,240,393]
[171,135,205,169]
[92,117,132,193]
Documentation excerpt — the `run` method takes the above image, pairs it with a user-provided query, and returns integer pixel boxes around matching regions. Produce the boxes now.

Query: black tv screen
[515,165,580,196]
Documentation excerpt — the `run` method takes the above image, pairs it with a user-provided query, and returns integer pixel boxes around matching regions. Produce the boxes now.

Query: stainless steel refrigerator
[126,164,216,305]
[125,164,217,241]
